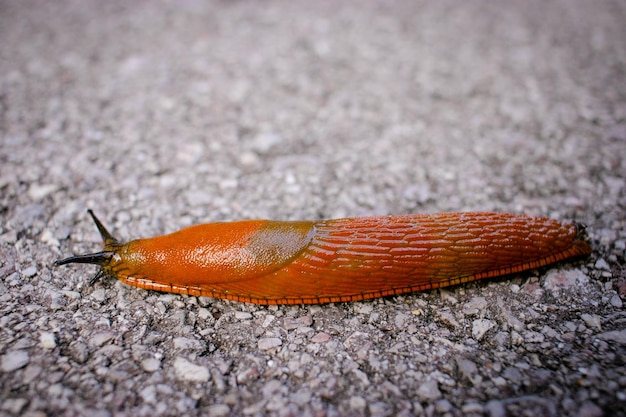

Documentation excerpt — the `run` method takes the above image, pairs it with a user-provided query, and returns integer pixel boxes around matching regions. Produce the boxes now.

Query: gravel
[1,0,625,416]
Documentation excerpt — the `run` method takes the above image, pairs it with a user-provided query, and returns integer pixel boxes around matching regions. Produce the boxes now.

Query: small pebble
[22,364,42,384]
[173,337,204,350]
[564,321,577,332]
[141,358,161,372]
[596,330,626,344]
[283,316,313,330]
[251,132,283,153]
[472,319,495,340]
[436,310,460,328]
[90,332,115,347]
[236,367,259,384]
[523,331,545,343]
[543,270,589,291]
[502,367,522,384]
[239,152,260,167]
[262,379,283,397]
[576,401,603,417]
[69,342,89,364]
[172,357,209,382]
[368,402,387,416]
[485,400,506,417]
[461,402,483,414]
[1,398,28,415]
[581,314,602,331]
[349,396,366,411]
[310,332,331,343]
[439,289,458,304]
[394,312,410,328]
[355,303,373,315]
[416,379,441,401]
[499,305,525,331]
[594,258,610,271]
[291,390,312,405]
[1,350,29,372]
[610,294,623,308]
[185,190,213,207]
[207,404,231,417]
[456,358,477,381]
[541,325,559,339]
[235,312,253,320]
[21,265,38,278]
[492,376,507,388]
[40,332,56,349]
[261,315,276,327]
[28,184,58,200]
[435,399,453,413]
[90,288,107,302]
[139,385,157,403]
[197,307,211,320]
[352,369,370,386]
[464,296,487,313]
[258,337,282,350]
[40,229,60,246]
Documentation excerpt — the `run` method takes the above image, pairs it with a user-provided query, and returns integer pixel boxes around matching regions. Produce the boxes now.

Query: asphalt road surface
[1,1,625,416]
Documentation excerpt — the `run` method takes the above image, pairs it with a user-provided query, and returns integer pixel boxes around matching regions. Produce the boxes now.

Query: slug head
[55,210,126,284]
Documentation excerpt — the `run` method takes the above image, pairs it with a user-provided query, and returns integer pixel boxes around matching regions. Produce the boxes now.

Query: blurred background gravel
[1,0,625,416]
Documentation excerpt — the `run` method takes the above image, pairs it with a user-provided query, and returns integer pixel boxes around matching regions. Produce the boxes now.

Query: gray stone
[172,357,209,382]
[1,350,29,372]
[258,338,282,350]
[416,379,441,401]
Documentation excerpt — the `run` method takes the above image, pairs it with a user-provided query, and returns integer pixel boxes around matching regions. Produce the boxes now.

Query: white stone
[173,357,209,382]
[610,294,623,308]
[416,379,441,401]
[21,265,38,278]
[40,332,57,349]
[1,350,29,372]
[258,337,282,350]
[141,358,161,372]
[472,319,495,340]
[173,337,204,350]
[234,311,253,320]
[28,184,58,200]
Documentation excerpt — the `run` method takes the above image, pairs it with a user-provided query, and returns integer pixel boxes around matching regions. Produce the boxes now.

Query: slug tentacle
[54,210,125,279]
[55,251,116,267]
[88,270,109,287]
[55,211,593,305]
[87,209,119,246]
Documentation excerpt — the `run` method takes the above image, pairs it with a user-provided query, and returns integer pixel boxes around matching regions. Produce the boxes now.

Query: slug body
[56,211,591,305]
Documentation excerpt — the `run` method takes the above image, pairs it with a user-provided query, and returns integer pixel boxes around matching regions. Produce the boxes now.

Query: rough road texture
[1,1,625,416]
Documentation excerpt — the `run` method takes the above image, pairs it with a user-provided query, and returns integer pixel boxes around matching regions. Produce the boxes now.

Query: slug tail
[572,221,593,257]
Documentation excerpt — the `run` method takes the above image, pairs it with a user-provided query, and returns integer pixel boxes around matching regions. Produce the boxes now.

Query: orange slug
[55,210,592,305]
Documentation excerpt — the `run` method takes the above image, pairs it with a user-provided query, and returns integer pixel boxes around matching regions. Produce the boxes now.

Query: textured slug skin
[58,212,592,305]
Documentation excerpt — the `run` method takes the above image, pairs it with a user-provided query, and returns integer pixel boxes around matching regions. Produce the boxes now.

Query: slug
[55,210,592,305]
